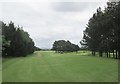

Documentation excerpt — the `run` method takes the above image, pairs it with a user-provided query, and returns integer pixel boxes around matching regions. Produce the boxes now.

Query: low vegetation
[3,51,118,82]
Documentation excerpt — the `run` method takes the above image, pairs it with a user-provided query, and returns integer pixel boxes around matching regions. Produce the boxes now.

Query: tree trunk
[92,51,95,56]
[105,52,107,57]
[108,51,110,58]
[118,50,120,59]
[113,50,115,58]
[93,51,96,56]
[92,51,93,56]
[99,51,103,57]
[106,52,108,58]
[115,50,118,59]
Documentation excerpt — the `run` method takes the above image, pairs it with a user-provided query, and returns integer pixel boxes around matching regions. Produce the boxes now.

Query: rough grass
[2,51,118,82]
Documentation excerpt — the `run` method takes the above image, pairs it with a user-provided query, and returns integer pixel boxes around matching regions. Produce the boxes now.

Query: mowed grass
[2,51,118,82]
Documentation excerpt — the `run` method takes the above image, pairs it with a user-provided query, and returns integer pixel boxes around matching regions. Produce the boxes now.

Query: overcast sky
[1,0,108,49]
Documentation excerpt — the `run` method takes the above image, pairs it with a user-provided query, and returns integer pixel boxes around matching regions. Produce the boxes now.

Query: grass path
[2,51,118,82]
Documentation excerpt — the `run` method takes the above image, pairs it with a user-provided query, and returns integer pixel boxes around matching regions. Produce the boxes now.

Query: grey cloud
[34,38,53,49]
[1,2,106,49]
[52,2,101,12]
[109,0,120,2]
[33,26,83,49]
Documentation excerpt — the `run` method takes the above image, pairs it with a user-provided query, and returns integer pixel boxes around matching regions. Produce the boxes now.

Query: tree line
[1,21,35,57]
[52,40,80,53]
[80,1,120,59]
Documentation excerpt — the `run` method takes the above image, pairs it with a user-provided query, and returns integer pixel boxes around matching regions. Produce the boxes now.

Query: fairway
[2,51,118,82]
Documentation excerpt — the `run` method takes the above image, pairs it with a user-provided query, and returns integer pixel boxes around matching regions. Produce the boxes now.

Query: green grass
[2,51,118,82]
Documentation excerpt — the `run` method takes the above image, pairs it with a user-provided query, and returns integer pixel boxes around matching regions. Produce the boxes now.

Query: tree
[52,40,79,53]
[80,1,120,59]
[2,21,35,57]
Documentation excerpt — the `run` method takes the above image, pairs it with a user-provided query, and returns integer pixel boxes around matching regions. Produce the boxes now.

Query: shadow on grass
[2,52,36,63]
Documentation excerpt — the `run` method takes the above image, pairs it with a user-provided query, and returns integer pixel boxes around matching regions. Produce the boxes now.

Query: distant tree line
[1,21,35,57]
[52,40,80,53]
[80,1,120,59]
[34,46,41,51]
